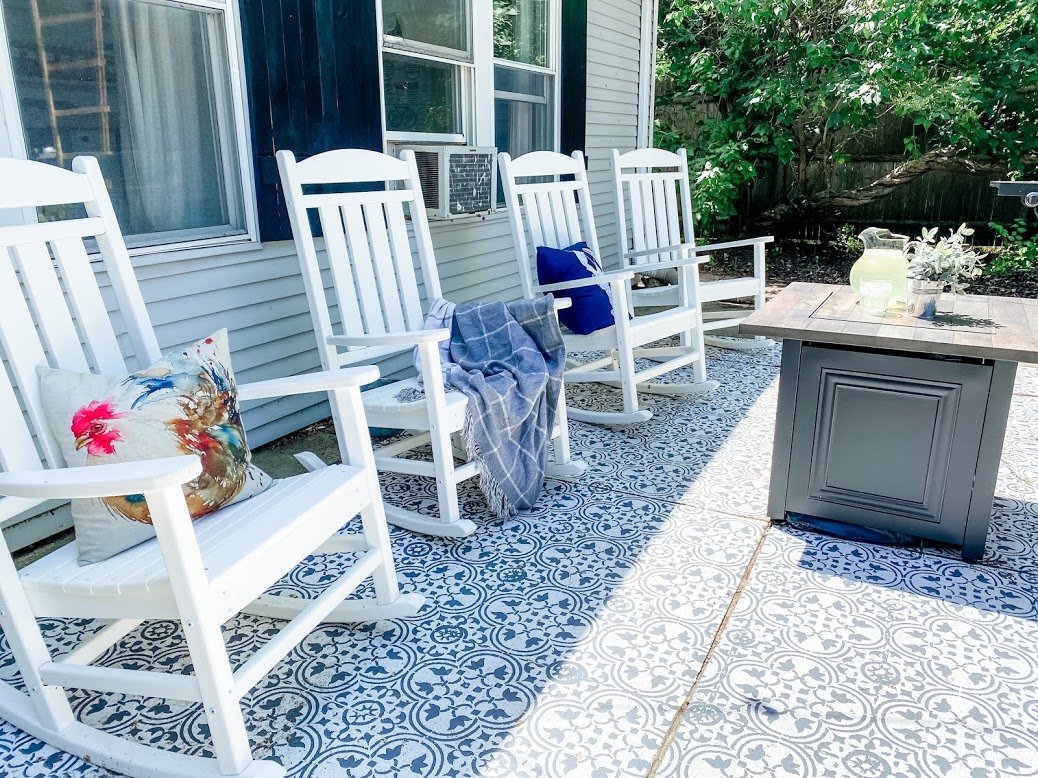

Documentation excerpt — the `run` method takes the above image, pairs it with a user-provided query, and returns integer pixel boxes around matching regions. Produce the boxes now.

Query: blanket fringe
[462,413,517,519]
[397,383,521,517]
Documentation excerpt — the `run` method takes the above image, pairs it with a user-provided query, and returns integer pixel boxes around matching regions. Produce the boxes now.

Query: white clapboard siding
[586,0,646,270]
[3,0,651,548]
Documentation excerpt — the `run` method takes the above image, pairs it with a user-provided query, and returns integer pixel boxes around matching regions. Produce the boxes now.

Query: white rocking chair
[499,149,719,426]
[611,147,775,350]
[277,148,586,538]
[0,156,424,778]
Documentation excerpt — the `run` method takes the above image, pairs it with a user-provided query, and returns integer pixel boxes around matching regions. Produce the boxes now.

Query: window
[494,43,554,161]
[383,0,468,53]
[383,53,464,137]
[493,0,557,203]
[493,0,549,67]
[381,0,472,143]
[0,0,253,250]
[379,0,559,157]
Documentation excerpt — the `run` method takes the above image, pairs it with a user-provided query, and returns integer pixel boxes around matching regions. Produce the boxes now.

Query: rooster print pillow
[39,330,273,564]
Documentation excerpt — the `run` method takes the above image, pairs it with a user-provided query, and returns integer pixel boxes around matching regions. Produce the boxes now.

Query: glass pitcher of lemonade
[849,228,910,309]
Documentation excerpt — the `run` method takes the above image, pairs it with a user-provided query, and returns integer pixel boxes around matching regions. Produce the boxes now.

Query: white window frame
[0,0,259,257]
[379,0,475,144]
[378,0,561,152]
[491,43,561,155]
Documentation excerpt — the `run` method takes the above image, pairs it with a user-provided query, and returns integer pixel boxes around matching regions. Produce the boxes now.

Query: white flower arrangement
[905,224,985,295]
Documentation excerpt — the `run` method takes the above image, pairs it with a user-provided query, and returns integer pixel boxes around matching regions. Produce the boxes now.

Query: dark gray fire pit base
[740,283,1038,561]
[769,340,1014,560]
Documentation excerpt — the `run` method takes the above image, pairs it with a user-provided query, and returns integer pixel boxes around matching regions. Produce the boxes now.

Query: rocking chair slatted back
[0,155,423,778]
[501,148,720,426]
[0,156,159,523]
[277,149,439,370]
[612,147,696,269]
[499,151,604,299]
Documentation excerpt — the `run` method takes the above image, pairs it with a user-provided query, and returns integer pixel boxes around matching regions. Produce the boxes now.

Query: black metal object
[769,339,1015,560]
[990,180,1038,208]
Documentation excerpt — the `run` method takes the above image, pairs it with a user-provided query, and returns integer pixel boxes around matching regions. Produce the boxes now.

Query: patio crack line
[645,522,773,778]
[547,478,772,525]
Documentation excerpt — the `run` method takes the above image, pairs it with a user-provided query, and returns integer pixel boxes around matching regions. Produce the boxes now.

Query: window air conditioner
[397,145,497,219]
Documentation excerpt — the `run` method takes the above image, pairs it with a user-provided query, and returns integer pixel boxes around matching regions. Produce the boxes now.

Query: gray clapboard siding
[3,0,653,551]
[18,0,648,450]
[110,1,646,448]
[586,0,646,269]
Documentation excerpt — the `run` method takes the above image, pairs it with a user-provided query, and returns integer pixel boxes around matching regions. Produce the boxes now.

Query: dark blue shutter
[239,0,383,241]
[560,0,587,156]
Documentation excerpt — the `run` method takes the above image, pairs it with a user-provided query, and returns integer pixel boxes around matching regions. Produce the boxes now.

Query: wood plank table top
[740,282,1038,364]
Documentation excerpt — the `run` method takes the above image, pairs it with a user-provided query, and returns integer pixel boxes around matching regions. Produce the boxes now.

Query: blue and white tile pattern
[3,343,1038,777]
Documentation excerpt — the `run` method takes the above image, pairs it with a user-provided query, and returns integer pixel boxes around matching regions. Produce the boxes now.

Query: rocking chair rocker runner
[499,149,719,426]
[277,148,586,539]
[611,147,775,351]
[0,156,424,777]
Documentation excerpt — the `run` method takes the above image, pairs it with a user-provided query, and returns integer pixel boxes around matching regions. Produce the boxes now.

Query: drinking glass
[858,276,893,316]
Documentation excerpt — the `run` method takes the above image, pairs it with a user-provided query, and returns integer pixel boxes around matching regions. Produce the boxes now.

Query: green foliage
[905,224,985,293]
[656,0,1038,233]
[834,224,863,254]
[654,121,755,238]
[493,0,548,66]
[988,216,1038,275]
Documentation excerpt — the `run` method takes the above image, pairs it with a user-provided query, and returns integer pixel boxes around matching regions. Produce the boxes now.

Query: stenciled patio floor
[3,343,1038,777]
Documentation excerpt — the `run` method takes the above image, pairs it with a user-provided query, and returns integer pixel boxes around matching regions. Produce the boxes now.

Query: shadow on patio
[0,345,777,777]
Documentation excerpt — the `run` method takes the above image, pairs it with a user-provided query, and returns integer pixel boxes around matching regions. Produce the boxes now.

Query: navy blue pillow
[536,242,615,335]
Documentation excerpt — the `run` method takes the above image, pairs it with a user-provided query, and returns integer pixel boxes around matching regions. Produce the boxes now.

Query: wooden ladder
[28,0,111,167]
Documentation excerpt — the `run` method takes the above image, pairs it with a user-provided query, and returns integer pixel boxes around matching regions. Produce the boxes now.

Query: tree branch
[753,148,1018,227]
[825,148,1007,207]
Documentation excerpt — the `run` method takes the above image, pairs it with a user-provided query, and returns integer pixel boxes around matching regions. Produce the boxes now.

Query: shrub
[656,0,1038,234]
[988,216,1038,275]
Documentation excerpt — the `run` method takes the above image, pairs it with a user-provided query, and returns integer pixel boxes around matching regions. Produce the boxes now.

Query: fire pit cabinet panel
[742,283,1038,560]
[781,343,999,550]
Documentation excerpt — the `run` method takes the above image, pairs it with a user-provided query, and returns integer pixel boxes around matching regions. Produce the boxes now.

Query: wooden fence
[657,100,1026,240]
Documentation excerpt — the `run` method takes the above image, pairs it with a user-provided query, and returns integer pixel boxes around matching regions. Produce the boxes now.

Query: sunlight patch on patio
[2,345,1038,777]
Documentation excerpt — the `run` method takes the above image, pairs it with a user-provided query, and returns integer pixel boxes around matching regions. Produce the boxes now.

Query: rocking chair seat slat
[362,376,466,421]
[19,465,368,621]
[561,305,697,351]
[640,277,762,306]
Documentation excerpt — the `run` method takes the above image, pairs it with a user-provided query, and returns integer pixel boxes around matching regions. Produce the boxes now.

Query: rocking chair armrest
[623,243,708,262]
[236,366,382,402]
[687,236,774,254]
[623,236,773,264]
[326,329,451,349]
[623,254,713,272]
[533,269,635,295]
[553,296,573,311]
[0,456,202,501]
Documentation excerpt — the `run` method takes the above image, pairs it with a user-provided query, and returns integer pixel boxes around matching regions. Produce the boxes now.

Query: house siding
[586,0,648,270]
[196,0,649,447]
[0,0,653,548]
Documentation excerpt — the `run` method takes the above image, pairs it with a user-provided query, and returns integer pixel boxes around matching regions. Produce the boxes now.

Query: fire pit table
[742,282,1038,559]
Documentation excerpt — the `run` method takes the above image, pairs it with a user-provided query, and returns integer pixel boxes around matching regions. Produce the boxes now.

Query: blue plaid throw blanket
[401,296,564,517]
